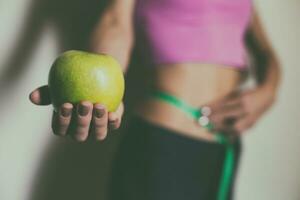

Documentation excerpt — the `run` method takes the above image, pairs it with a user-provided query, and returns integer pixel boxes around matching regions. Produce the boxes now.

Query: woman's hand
[208,86,276,135]
[29,85,124,142]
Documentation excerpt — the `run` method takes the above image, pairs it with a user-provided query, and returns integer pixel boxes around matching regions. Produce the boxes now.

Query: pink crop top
[135,0,252,69]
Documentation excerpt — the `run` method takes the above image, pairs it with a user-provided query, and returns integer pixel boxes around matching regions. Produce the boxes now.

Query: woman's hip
[109,116,242,200]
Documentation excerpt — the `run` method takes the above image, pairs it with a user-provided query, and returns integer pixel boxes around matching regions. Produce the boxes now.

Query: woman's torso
[134,64,243,142]
[131,0,252,142]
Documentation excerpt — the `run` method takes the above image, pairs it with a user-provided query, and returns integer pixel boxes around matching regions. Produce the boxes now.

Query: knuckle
[58,117,70,127]
[56,126,67,135]
[77,119,90,127]
[74,125,89,138]
[94,118,107,127]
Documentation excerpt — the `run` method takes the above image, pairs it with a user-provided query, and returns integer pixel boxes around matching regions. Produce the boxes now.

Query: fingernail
[95,108,105,118]
[78,104,89,116]
[61,107,72,117]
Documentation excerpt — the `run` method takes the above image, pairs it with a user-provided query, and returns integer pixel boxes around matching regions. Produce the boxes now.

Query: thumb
[29,85,51,105]
[108,102,124,122]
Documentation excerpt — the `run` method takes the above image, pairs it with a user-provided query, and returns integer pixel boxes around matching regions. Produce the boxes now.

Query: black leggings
[109,117,241,200]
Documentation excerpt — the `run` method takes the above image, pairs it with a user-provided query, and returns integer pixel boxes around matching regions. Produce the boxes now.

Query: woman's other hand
[29,85,124,142]
[208,86,276,135]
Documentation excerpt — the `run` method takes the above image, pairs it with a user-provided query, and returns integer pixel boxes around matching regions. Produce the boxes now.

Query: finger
[207,96,241,120]
[52,103,73,136]
[233,116,256,134]
[108,112,121,130]
[73,101,93,142]
[222,96,243,110]
[93,104,108,141]
[108,103,124,130]
[215,105,247,123]
[29,85,51,105]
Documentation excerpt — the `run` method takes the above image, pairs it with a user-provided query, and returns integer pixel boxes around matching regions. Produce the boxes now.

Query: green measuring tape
[151,90,235,200]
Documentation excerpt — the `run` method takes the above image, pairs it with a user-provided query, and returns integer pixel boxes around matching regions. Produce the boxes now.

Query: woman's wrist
[257,82,278,104]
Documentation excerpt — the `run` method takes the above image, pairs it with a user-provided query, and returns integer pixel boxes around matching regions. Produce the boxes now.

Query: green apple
[48,50,125,112]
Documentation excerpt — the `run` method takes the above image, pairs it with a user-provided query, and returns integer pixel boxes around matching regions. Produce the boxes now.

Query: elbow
[90,9,134,52]
[99,6,134,36]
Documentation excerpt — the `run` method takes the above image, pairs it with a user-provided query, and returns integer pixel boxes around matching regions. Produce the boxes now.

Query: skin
[30,85,124,141]
[30,0,280,142]
[209,10,281,136]
[137,9,280,141]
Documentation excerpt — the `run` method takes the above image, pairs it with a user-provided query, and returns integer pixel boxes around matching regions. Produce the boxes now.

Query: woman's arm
[29,0,136,141]
[208,9,282,134]
[245,9,281,95]
[90,0,136,72]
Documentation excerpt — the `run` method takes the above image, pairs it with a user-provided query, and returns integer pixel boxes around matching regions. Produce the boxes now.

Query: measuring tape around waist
[151,90,235,200]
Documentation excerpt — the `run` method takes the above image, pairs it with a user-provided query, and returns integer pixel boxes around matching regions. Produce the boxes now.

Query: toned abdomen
[135,63,243,142]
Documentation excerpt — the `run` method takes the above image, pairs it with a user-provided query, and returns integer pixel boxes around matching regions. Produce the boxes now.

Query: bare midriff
[135,63,243,143]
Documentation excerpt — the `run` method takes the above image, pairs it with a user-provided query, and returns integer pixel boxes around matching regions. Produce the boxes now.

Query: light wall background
[0,0,299,200]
